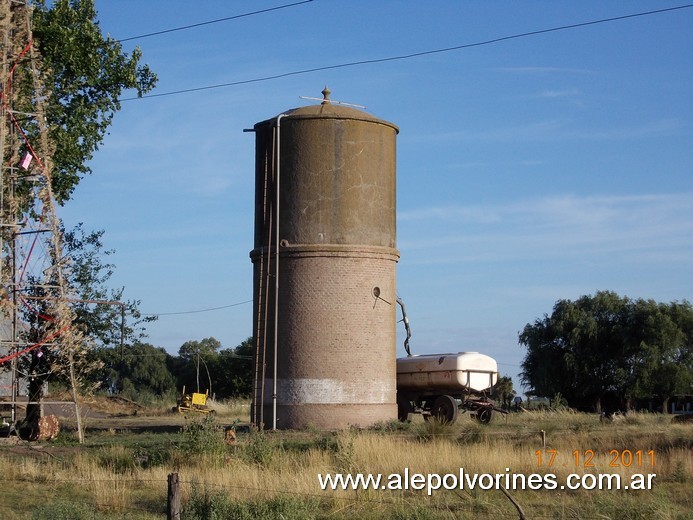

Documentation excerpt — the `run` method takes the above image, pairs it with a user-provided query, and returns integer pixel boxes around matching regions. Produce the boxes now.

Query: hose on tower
[396,296,412,357]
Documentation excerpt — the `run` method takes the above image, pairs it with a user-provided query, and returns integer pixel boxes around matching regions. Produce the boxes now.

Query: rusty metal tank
[250,89,399,429]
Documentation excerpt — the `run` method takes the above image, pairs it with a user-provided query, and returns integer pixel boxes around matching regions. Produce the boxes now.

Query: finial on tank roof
[321,86,331,104]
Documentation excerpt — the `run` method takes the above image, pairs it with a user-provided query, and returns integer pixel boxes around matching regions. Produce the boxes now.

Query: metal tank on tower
[250,88,399,429]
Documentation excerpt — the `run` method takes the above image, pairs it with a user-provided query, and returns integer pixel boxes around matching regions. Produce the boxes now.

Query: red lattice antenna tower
[0,0,84,439]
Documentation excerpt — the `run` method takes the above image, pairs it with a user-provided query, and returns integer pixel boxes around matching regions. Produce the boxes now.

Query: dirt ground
[1,394,202,434]
[0,395,225,459]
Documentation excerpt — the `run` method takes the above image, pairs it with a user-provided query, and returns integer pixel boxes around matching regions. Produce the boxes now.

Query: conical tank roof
[254,87,399,133]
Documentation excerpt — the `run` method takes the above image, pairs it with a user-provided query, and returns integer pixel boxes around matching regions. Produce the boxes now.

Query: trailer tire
[475,407,495,424]
[432,395,458,424]
[397,396,413,422]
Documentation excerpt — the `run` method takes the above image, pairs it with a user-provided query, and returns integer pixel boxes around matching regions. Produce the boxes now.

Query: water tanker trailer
[396,352,506,424]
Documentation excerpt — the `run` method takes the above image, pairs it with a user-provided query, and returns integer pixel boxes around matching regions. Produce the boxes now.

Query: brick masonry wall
[259,246,398,429]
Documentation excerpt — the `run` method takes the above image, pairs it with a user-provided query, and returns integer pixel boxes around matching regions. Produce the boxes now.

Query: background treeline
[84,337,254,403]
[82,290,693,411]
[520,291,693,414]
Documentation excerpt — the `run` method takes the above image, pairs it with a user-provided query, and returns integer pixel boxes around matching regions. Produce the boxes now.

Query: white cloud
[398,205,503,224]
[536,88,582,99]
[497,67,592,75]
[407,118,684,143]
[571,118,685,140]
[398,193,693,263]
[409,119,568,142]
[190,175,234,198]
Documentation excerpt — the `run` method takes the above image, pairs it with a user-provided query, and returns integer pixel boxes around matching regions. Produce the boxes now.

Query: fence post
[540,429,546,447]
[168,472,180,520]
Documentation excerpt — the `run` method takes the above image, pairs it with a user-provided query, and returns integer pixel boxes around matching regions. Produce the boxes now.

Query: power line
[142,299,252,317]
[116,352,253,359]
[117,0,314,42]
[124,4,693,101]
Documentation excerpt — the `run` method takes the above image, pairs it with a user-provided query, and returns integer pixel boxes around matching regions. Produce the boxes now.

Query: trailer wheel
[397,396,413,422]
[432,395,458,424]
[475,407,495,424]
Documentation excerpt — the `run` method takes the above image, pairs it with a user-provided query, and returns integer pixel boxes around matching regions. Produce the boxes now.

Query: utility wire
[125,4,693,101]
[142,299,252,317]
[117,0,314,42]
[115,352,253,359]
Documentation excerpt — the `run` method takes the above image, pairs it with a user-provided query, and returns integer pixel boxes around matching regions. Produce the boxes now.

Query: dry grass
[0,409,690,519]
[206,396,251,418]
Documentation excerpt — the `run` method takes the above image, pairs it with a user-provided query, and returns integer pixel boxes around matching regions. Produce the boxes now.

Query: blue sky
[58,1,693,391]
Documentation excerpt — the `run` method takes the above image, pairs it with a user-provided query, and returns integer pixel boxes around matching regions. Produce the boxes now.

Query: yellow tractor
[176,386,214,414]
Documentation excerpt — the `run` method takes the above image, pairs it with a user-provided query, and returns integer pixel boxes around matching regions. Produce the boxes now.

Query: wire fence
[0,472,570,520]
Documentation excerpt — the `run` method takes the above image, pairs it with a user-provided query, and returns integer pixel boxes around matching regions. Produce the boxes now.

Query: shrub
[179,415,227,459]
[182,485,235,520]
[133,443,173,469]
[96,445,136,474]
[368,419,412,433]
[414,417,456,442]
[334,433,356,473]
[182,489,320,520]
[237,430,275,467]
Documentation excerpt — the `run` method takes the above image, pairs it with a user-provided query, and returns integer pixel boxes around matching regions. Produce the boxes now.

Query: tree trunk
[25,350,48,427]
[68,355,84,443]
[26,373,43,426]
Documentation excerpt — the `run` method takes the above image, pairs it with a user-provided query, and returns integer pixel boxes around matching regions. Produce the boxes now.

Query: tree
[20,222,156,439]
[177,338,223,394]
[1,0,156,442]
[94,342,176,401]
[639,300,693,412]
[62,223,156,347]
[22,223,156,376]
[31,0,157,203]
[178,337,223,363]
[519,292,693,413]
[214,338,254,398]
[170,337,254,399]
[492,376,515,409]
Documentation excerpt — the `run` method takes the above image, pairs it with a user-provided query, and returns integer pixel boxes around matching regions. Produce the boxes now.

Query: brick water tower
[250,89,399,429]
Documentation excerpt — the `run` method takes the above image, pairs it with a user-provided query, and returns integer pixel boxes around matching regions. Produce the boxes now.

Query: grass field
[0,401,691,519]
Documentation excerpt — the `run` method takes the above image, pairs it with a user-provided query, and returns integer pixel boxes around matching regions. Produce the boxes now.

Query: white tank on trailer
[397,352,498,393]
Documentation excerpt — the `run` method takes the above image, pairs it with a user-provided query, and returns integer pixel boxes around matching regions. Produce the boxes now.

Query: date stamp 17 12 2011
[535,449,655,468]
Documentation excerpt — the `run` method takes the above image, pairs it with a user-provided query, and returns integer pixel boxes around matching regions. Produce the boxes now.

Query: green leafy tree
[95,342,176,402]
[214,337,254,397]
[22,223,157,423]
[2,0,155,442]
[62,223,156,346]
[519,291,693,413]
[32,0,157,203]
[642,301,693,412]
[492,376,515,409]
[170,337,254,399]
[178,337,223,362]
[175,337,223,394]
